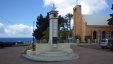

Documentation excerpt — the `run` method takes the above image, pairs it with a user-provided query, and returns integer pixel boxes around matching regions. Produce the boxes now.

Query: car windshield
[108,40,113,43]
[101,40,106,42]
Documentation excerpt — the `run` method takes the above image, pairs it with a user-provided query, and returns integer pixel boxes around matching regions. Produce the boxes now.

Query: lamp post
[111,3,113,10]
[32,21,35,51]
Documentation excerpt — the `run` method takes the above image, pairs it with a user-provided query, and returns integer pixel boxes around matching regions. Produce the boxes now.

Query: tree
[33,13,66,41]
[108,4,113,26]
[58,16,68,40]
[65,13,73,37]
[33,13,49,40]
[66,13,73,30]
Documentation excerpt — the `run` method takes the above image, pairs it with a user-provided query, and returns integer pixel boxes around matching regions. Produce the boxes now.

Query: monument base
[23,43,79,61]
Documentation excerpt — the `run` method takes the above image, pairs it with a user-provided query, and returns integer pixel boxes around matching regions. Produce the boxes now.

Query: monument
[23,5,79,61]
[49,5,58,47]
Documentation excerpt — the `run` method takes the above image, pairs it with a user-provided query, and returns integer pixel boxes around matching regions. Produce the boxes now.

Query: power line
[0,16,14,24]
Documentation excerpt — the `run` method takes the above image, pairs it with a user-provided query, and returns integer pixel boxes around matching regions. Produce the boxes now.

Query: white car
[100,39,109,48]
[100,39,113,48]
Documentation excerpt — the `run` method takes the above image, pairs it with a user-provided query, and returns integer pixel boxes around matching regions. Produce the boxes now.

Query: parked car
[108,39,113,50]
[100,39,109,48]
[100,38,113,49]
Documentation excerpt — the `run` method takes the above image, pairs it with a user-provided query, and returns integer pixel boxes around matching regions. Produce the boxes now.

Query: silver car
[100,38,113,49]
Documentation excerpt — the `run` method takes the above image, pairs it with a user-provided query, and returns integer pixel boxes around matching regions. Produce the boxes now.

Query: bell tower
[73,5,86,42]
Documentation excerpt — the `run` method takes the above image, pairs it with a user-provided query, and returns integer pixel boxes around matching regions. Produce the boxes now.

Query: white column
[98,31,102,42]
[97,32,99,43]
[52,19,58,37]
[110,32,111,38]
[49,20,53,45]
[91,31,93,40]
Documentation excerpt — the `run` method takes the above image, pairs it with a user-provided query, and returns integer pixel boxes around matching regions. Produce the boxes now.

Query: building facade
[73,5,113,43]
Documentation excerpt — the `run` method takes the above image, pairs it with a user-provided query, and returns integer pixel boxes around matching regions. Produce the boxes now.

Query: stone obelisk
[49,5,58,47]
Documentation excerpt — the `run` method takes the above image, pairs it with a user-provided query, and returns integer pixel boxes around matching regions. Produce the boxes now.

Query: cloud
[83,15,110,25]
[0,23,33,37]
[5,24,33,34]
[43,0,75,16]
[0,22,5,33]
[0,23,4,27]
[43,0,109,15]
[80,0,109,14]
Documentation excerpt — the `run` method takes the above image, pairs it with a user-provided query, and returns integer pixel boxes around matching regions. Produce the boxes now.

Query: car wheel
[101,46,105,49]
[110,48,113,50]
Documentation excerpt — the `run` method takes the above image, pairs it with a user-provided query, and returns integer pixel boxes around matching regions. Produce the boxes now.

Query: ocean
[0,38,33,42]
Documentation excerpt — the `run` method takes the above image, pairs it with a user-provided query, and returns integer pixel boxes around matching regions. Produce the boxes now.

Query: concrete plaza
[0,44,113,64]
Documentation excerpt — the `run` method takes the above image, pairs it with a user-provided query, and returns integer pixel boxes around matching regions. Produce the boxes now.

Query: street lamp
[32,21,35,51]
[65,17,70,43]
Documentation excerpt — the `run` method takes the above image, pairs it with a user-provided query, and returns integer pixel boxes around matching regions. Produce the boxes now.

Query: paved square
[0,45,113,64]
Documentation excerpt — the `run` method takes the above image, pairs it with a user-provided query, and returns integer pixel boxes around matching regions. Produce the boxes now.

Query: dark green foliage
[108,4,113,26]
[85,36,91,42]
[66,13,73,22]
[58,15,67,37]
[75,35,81,40]
[108,14,113,25]
[65,13,73,37]
[33,13,66,40]
[33,13,49,40]
[58,15,64,30]
[33,12,73,41]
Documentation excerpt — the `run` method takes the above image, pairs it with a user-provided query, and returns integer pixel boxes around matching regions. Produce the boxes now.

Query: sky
[0,0,112,38]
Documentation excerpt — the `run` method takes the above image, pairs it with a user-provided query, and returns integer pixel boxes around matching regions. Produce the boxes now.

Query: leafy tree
[66,13,73,30]
[58,15,66,36]
[33,13,49,40]
[65,13,73,37]
[108,4,113,26]
[58,16,68,40]
[33,13,66,41]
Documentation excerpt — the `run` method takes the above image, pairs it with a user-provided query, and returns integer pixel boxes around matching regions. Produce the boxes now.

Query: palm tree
[65,13,73,42]
[107,4,113,26]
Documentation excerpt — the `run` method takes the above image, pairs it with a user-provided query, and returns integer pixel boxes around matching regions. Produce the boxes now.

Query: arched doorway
[111,31,113,38]
[102,31,106,39]
[93,31,97,39]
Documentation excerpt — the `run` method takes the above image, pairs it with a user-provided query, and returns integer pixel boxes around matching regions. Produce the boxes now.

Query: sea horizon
[0,37,34,42]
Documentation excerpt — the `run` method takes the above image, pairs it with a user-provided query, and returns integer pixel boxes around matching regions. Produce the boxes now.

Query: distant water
[0,38,33,42]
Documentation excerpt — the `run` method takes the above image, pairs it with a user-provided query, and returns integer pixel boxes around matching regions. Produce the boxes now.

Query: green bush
[85,36,91,43]
[75,35,81,41]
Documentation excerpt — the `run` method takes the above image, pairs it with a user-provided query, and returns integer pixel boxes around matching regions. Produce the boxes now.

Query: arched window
[102,31,106,39]
[93,31,97,39]
[111,31,113,38]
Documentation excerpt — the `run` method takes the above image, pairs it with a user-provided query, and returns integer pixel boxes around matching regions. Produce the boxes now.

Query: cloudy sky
[0,0,112,38]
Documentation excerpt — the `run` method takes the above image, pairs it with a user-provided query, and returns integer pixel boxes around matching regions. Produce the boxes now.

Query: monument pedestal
[23,43,79,61]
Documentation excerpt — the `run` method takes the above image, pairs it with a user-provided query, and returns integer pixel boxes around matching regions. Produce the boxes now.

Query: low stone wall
[57,43,72,53]
[25,43,77,61]
[36,43,51,54]
[35,43,72,54]
[26,43,73,55]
